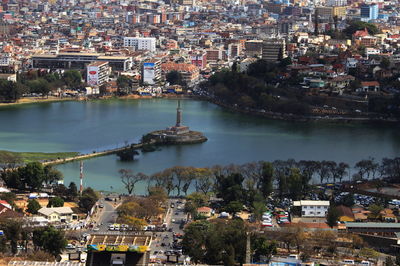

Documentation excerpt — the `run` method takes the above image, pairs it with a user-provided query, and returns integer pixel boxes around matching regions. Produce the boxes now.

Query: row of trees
[1,162,63,191]
[0,70,83,102]
[0,218,67,257]
[120,157,400,198]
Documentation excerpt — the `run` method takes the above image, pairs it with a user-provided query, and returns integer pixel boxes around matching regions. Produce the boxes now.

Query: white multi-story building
[123,37,156,52]
[0,54,11,66]
[142,59,161,85]
[326,0,347,6]
[293,200,330,217]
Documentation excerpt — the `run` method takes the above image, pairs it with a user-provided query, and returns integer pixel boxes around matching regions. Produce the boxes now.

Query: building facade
[142,59,161,85]
[360,4,379,21]
[293,200,330,217]
[262,39,286,62]
[31,53,132,71]
[87,61,110,87]
[123,37,156,52]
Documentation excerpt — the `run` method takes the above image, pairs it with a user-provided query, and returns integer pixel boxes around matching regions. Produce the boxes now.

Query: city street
[150,198,188,264]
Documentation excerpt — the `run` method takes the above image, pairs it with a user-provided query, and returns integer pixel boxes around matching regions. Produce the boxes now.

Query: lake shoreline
[198,96,400,125]
[0,94,398,124]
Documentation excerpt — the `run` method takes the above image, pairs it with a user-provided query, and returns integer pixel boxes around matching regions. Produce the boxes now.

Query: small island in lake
[147,100,207,144]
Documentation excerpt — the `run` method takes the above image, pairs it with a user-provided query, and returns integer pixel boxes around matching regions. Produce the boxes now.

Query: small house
[359,81,380,92]
[197,207,212,218]
[38,207,77,223]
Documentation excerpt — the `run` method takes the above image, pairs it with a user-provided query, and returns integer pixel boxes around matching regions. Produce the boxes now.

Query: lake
[1,98,399,193]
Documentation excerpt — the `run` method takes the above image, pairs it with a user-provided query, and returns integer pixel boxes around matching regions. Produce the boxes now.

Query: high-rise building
[360,4,378,21]
[245,40,263,57]
[123,37,156,52]
[142,59,161,85]
[262,39,286,62]
[87,61,110,87]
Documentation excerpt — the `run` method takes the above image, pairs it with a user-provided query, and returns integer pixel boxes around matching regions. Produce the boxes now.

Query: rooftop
[293,200,330,206]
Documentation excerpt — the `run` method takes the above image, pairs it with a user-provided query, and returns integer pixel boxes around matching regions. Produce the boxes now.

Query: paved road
[97,201,118,230]
[150,199,188,264]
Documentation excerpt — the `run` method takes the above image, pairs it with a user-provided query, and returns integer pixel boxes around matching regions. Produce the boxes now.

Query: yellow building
[333,6,347,18]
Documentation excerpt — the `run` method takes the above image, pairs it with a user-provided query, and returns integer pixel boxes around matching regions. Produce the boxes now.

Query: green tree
[380,57,391,70]
[182,220,210,263]
[68,182,78,200]
[166,70,185,86]
[260,162,274,197]
[0,192,16,206]
[0,219,22,254]
[1,170,23,189]
[287,168,303,200]
[116,75,131,94]
[27,199,41,214]
[186,192,208,208]
[19,162,45,190]
[63,70,82,88]
[182,219,246,265]
[27,78,51,97]
[337,193,354,207]
[224,201,243,215]
[251,235,277,262]
[343,20,380,38]
[78,187,99,213]
[47,197,64,207]
[252,201,267,221]
[147,186,167,204]
[0,79,27,102]
[43,165,63,185]
[216,173,246,204]
[326,206,340,228]
[33,226,67,257]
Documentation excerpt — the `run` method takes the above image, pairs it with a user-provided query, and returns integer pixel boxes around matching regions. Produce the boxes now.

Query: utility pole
[245,232,251,264]
[79,161,84,195]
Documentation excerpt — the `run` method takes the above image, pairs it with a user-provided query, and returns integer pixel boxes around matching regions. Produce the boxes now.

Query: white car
[66,244,75,249]
[261,220,273,227]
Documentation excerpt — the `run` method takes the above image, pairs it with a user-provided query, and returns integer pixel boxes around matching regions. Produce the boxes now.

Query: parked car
[261,220,273,227]
[66,244,75,249]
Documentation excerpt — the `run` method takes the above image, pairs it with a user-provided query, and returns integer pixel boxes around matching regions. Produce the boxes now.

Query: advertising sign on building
[87,66,99,86]
[143,62,155,85]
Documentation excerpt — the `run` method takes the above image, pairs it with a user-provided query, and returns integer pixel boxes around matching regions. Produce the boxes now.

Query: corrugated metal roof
[345,222,400,228]
[9,262,84,266]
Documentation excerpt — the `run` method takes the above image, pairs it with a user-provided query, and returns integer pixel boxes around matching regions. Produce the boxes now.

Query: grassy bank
[0,96,75,107]
[0,150,79,163]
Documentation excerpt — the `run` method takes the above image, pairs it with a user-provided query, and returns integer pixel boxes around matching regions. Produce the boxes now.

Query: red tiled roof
[361,81,380,87]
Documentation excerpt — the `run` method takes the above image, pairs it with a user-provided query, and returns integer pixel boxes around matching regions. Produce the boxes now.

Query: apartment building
[123,37,157,52]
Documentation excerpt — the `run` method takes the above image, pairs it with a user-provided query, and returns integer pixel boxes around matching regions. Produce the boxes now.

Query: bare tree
[119,169,147,195]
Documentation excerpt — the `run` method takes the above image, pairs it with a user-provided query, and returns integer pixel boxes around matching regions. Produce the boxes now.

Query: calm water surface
[0,99,399,193]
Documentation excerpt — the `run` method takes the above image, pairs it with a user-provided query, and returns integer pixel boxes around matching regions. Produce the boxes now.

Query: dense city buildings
[2,0,400,265]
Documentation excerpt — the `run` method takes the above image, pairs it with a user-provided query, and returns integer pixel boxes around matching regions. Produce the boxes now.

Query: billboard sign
[143,62,155,85]
[87,66,99,86]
